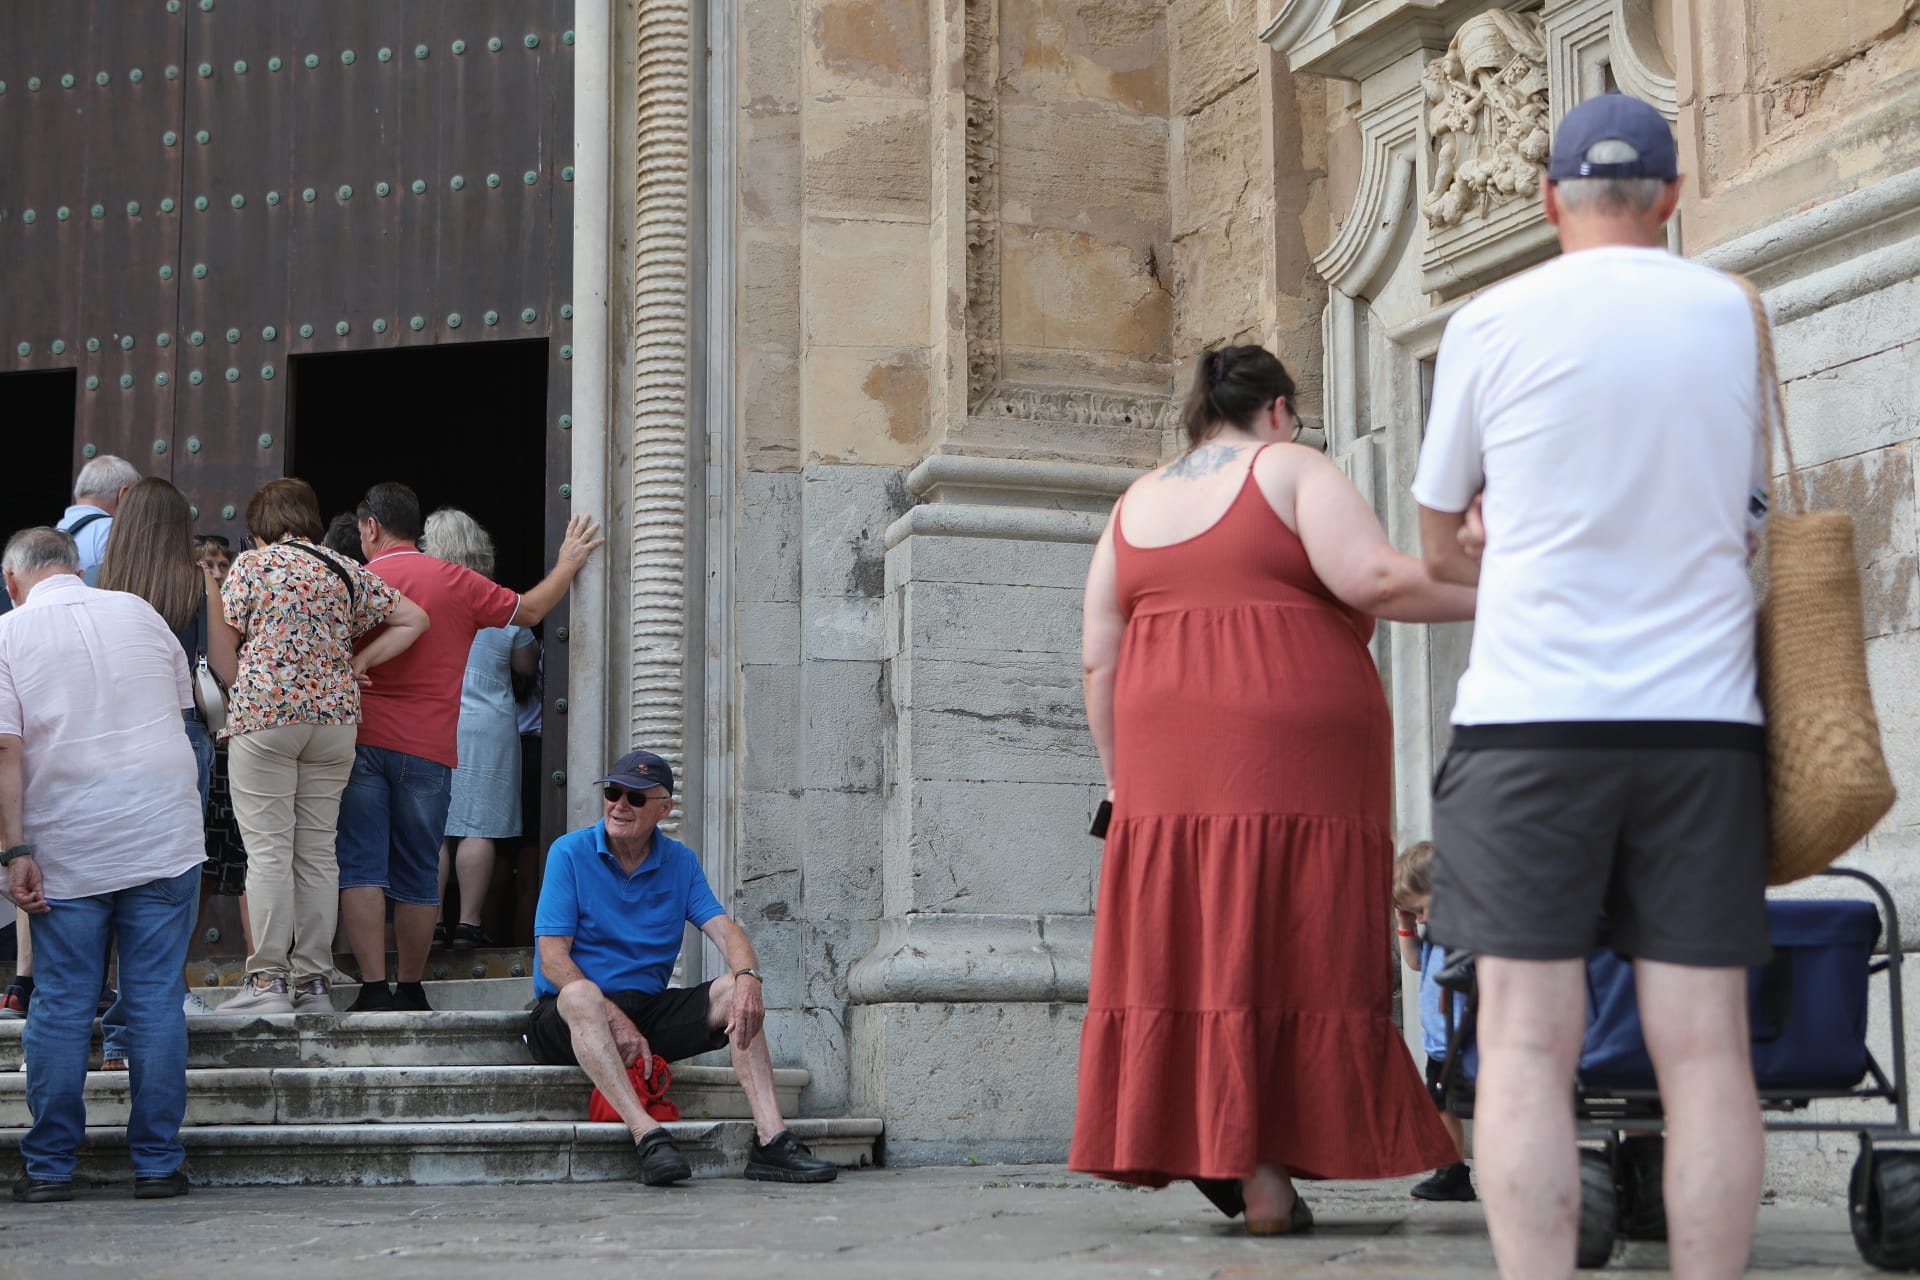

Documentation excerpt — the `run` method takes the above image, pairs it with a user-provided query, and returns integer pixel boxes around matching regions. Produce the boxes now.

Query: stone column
[848,455,1134,1164]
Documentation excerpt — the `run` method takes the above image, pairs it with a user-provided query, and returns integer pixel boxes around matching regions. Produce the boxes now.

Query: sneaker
[0,981,29,1019]
[221,974,296,1016]
[393,980,434,1012]
[291,978,333,1015]
[182,990,214,1017]
[12,1174,73,1203]
[1410,1162,1476,1202]
[449,923,491,952]
[636,1129,692,1186]
[745,1130,838,1183]
[133,1168,190,1200]
[345,981,397,1013]
[432,922,448,949]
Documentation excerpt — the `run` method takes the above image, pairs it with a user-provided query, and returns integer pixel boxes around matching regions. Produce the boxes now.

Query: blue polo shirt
[532,820,728,999]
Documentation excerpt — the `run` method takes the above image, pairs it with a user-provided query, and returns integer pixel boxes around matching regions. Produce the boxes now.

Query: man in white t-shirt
[1413,94,1768,1279]
[0,527,205,1202]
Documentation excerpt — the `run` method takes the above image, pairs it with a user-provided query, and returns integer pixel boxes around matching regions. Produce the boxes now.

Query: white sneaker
[291,978,333,1015]
[183,990,214,1017]
[220,974,295,1016]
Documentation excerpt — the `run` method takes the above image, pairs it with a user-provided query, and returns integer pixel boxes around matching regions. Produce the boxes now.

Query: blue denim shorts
[334,745,452,906]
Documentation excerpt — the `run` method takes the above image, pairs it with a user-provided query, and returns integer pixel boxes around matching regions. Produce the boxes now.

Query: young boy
[1394,840,1476,1202]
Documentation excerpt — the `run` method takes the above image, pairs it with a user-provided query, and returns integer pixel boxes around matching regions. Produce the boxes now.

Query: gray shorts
[1428,728,1770,968]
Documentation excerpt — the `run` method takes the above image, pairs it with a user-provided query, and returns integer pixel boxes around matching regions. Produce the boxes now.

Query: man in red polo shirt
[336,483,604,1011]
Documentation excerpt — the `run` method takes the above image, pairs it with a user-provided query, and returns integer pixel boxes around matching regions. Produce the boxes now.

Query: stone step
[0,1117,883,1185]
[191,947,536,988]
[0,1062,807,1127]
[195,976,536,1012]
[0,1011,542,1070]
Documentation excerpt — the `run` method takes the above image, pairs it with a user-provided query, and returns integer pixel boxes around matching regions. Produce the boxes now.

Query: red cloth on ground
[1069,462,1458,1186]
[587,1055,681,1123]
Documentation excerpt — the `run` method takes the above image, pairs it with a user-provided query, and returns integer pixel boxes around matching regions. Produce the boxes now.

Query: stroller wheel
[1577,1147,1618,1269]
[1616,1135,1668,1242]
[1851,1141,1920,1271]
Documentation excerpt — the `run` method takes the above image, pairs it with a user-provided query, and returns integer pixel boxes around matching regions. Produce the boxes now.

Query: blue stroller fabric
[1580,899,1881,1091]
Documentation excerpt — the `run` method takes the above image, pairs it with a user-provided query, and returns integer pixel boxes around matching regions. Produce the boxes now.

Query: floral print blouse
[221,538,400,737]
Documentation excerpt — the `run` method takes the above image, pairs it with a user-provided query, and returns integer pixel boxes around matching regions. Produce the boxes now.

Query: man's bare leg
[391,902,437,984]
[1636,959,1763,1280]
[339,887,388,983]
[709,973,787,1142]
[1475,957,1587,1280]
[558,979,662,1142]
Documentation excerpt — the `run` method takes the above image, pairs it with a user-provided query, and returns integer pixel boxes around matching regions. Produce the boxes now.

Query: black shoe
[449,923,490,952]
[393,981,433,1012]
[637,1129,692,1186]
[12,1175,73,1203]
[1411,1162,1476,1202]
[432,923,448,949]
[134,1168,190,1200]
[345,981,397,1013]
[745,1130,838,1183]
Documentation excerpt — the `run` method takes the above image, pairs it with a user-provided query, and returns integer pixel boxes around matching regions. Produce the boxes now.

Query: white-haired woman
[422,508,538,948]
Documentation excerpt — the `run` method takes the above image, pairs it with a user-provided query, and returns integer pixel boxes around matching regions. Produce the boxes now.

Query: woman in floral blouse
[217,478,429,1015]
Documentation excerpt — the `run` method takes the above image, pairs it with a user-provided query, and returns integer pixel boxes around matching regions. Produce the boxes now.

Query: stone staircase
[0,953,881,1186]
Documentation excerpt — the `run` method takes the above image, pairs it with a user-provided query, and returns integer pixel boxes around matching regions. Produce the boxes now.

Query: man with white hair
[58,454,140,573]
[1415,93,1769,1279]
[1,527,204,1202]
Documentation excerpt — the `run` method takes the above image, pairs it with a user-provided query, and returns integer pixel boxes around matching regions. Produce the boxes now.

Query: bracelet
[1396,929,1417,937]
[0,845,32,867]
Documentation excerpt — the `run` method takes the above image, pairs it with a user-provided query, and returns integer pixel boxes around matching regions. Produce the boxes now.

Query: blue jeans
[22,866,199,1182]
[103,713,212,1060]
[335,745,453,906]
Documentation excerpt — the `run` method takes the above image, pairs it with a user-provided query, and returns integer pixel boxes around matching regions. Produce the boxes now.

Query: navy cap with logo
[1547,91,1678,183]
[596,749,675,796]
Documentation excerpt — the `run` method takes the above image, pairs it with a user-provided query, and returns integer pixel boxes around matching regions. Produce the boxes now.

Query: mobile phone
[1089,799,1112,839]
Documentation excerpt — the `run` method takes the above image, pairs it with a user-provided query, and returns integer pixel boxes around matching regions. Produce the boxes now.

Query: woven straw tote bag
[1734,275,1897,885]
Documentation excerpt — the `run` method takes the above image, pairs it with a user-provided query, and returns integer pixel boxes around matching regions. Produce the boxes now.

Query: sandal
[1247,1195,1314,1236]
[1192,1177,1245,1218]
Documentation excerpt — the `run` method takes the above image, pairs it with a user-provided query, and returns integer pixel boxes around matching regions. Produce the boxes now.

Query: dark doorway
[0,370,78,543]
[288,341,549,593]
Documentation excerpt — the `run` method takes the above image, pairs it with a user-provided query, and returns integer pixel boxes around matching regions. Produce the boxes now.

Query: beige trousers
[227,722,357,983]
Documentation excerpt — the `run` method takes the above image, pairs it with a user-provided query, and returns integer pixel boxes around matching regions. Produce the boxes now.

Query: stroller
[1437,868,1920,1271]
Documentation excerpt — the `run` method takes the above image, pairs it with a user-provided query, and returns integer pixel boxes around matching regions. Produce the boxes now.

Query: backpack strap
[60,511,108,537]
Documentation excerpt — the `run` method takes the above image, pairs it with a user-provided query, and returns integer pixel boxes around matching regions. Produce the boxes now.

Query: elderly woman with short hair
[422,508,538,949]
[219,479,430,1015]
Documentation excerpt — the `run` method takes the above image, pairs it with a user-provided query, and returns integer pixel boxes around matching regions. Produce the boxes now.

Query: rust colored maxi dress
[1069,454,1458,1186]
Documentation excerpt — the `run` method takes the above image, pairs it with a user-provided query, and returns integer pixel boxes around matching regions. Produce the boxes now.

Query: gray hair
[73,454,141,501]
[422,507,495,579]
[1553,139,1668,217]
[3,527,81,578]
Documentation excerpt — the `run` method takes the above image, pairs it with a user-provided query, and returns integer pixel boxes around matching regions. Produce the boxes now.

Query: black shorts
[1424,1055,1453,1111]
[525,980,729,1066]
[1429,731,1770,968]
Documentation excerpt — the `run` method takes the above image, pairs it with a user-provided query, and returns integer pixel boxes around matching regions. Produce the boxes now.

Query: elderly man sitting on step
[528,749,837,1186]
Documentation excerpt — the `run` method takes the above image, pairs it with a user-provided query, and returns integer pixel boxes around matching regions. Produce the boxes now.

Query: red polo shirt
[354,549,519,768]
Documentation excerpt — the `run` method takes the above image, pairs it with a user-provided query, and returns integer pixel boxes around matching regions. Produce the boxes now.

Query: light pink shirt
[0,573,204,899]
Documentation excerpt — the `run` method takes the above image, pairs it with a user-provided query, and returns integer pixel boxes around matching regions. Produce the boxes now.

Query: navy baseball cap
[596,749,674,795]
[1547,92,1677,182]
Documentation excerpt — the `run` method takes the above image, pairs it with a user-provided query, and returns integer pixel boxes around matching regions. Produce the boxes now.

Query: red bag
[587,1054,681,1123]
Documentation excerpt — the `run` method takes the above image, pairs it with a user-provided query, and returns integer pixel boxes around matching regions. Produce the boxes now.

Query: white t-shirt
[1412,246,1766,729]
[0,574,204,899]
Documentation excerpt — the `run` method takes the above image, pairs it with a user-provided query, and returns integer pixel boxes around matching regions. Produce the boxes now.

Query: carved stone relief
[1421,9,1550,230]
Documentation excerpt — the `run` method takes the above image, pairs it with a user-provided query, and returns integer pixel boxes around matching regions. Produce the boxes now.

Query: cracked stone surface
[0,1164,1886,1278]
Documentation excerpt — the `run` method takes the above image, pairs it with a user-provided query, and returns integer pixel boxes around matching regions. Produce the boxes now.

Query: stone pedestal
[848,455,1135,1164]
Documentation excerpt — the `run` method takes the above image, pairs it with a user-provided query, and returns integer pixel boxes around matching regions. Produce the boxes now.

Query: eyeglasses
[603,784,669,807]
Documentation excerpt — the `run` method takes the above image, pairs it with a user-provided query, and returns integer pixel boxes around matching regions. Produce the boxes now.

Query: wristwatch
[734,968,763,983]
[1,845,33,867]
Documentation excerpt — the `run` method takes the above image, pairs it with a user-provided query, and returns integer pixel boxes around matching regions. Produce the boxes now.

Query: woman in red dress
[1072,346,1477,1232]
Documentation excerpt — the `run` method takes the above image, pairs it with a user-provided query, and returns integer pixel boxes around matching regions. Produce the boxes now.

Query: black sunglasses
[603,784,668,807]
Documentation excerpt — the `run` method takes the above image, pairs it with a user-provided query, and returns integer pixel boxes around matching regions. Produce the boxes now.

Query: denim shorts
[334,744,452,906]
